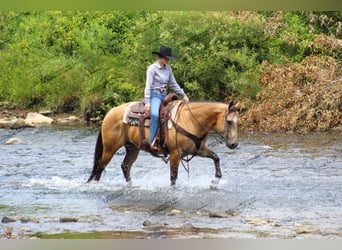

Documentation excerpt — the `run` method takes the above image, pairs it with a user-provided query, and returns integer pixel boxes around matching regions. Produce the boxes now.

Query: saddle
[127,93,179,156]
[128,102,145,118]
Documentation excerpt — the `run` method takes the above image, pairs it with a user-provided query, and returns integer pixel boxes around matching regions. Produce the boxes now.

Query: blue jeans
[149,90,166,144]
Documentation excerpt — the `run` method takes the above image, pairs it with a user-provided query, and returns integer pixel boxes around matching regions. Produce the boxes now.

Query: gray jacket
[144,61,186,103]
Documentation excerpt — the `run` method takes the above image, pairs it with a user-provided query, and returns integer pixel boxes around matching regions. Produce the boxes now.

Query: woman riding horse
[87,46,240,186]
[144,46,189,150]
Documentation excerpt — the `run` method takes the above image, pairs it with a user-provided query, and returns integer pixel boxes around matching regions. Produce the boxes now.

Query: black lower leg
[94,167,104,181]
[208,151,222,178]
[121,163,131,182]
[121,142,139,182]
[170,168,178,185]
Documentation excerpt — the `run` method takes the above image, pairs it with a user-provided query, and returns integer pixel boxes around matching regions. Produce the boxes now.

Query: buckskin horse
[87,98,240,185]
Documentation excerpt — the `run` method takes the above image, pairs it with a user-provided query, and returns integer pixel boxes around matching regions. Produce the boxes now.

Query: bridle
[170,102,233,173]
[183,102,231,142]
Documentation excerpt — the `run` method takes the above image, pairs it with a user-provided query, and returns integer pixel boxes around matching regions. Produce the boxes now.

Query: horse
[87,100,241,185]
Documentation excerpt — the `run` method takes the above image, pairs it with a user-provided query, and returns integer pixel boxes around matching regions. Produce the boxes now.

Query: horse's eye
[227,120,233,125]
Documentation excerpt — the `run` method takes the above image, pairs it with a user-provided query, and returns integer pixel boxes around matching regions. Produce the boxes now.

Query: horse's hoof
[126,180,133,188]
[215,172,222,178]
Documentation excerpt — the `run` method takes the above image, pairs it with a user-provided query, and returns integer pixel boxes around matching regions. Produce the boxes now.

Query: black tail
[87,129,103,182]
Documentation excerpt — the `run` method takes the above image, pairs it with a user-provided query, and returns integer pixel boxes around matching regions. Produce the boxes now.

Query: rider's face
[159,57,169,65]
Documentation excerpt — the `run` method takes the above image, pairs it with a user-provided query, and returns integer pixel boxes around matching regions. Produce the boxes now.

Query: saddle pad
[123,101,182,129]
[167,100,182,129]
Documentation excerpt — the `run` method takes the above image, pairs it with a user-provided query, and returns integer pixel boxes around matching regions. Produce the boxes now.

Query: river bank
[0,107,88,129]
[1,105,341,133]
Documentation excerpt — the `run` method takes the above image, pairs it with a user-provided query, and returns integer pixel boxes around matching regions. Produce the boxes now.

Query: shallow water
[0,126,341,238]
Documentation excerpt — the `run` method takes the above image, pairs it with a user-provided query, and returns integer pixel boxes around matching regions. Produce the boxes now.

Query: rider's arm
[144,66,155,104]
[168,66,187,98]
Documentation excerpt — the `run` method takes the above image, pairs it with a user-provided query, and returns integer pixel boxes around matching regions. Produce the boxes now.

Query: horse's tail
[87,129,103,183]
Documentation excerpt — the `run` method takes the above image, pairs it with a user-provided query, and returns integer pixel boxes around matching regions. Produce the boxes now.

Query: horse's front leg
[169,150,181,185]
[198,145,222,178]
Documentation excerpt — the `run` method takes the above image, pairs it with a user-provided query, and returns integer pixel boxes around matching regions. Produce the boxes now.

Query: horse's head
[216,101,241,149]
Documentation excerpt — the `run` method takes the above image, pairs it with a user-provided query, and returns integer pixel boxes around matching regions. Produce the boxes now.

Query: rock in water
[246,216,269,226]
[59,217,78,223]
[182,222,197,229]
[39,110,53,116]
[67,116,80,122]
[4,138,21,145]
[0,117,17,128]
[2,216,16,223]
[209,211,228,218]
[56,116,81,124]
[295,224,320,234]
[10,118,30,129]
[25,112,53,125]
[142,220,153,226]
[166,209,182,216]
[20,217,39,223]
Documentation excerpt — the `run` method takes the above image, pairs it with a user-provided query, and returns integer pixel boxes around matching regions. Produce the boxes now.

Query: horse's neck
[178,102,225,133]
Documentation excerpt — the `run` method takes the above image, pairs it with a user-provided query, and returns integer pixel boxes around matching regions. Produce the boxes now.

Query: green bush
[0,11,340,121]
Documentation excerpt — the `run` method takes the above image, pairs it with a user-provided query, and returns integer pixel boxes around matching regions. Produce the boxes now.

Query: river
[0,126,341,239]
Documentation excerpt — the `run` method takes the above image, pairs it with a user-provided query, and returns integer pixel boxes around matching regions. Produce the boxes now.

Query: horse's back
[102,102,133,127]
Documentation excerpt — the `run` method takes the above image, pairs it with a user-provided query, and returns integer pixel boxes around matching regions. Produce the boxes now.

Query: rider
[144,46,189,150]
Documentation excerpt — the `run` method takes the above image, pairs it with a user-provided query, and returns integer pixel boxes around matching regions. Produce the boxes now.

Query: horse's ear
[235,102,242,111]
[229,100,234,107]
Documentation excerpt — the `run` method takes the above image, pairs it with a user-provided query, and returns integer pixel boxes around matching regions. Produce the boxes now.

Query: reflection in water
[0,127,341,238]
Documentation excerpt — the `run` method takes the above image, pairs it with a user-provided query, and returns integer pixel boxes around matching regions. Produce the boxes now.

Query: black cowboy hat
[152,46,178,60]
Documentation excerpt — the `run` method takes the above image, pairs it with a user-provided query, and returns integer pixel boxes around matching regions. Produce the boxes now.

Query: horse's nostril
[230,143,238,149]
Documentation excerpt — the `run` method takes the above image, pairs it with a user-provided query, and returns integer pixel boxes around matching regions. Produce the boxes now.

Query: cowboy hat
[152,46,178,60]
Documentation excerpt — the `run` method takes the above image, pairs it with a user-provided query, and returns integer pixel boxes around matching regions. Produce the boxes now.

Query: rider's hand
[145,103,150,114]
[183,96,189,102]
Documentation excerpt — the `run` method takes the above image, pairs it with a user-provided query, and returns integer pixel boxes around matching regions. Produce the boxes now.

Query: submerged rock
[209,211,228,218]
[4,227,13,238]
[2,216,16,223]
[182,222,197,229]
[4,138,21,145]
[142,220,168,227]
[78,218,92,223]
[142,220,153,226]
[25,112,53,125]
[166,209,182,216]
[20,217,39,223]
[59,217,79,223]
[295,224,320,234]
[246,216,269,226]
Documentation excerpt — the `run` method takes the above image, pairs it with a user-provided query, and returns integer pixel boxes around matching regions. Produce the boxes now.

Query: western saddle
[127,93,179,157]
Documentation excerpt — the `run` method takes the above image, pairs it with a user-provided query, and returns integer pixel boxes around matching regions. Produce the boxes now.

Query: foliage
[241,56,342,132]
[0,11,340,124]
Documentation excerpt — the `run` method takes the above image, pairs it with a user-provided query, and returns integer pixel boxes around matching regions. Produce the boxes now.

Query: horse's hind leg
[94,146,119,181]
[121,142,139,183]
[198,146,222,178]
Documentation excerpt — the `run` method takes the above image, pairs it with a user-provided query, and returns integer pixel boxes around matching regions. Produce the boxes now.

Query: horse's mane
[182,100,239,113]
[185,101,227,104]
